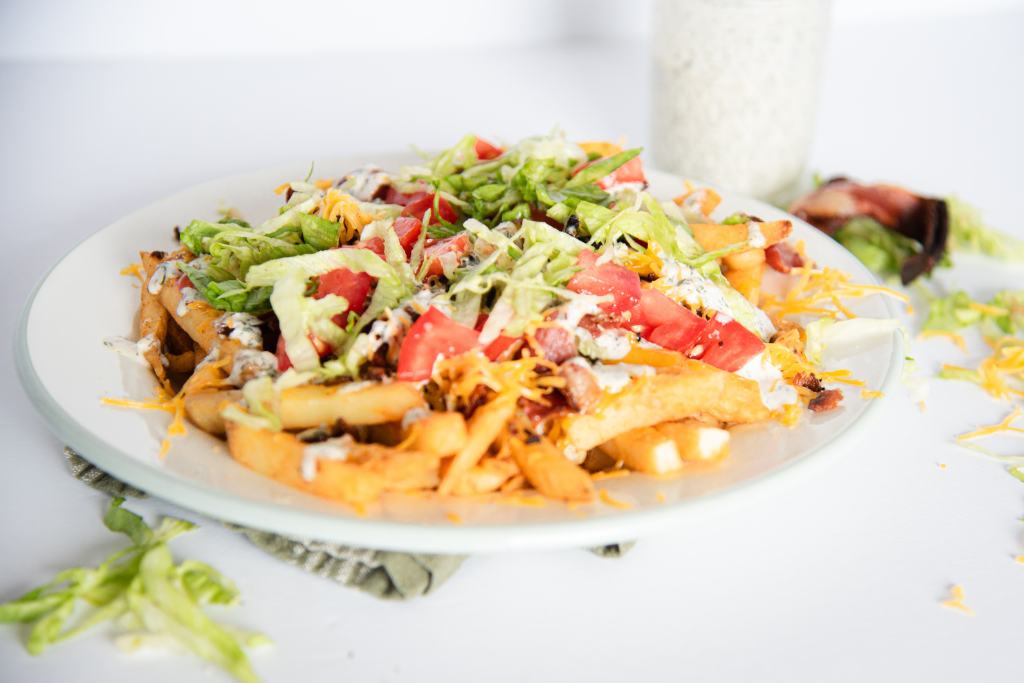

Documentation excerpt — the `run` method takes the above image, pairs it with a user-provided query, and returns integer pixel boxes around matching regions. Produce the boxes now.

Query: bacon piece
[559,361,601,413]
[808,388,843,412]
[792,372,824,393]
[533,326,577,364]
[765,242,805,273]
[519,393,570,431]
[788,177,948,284]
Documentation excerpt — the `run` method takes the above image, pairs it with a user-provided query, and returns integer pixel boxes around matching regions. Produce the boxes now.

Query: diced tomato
[314,267,372,315]
[627,288,707,353]
[567,250,641,314]
[765,242,805,274]
[483,334,520,361]
[383,186,416,206]
[396,307,480,381]
[474,137,504,161]
[356,237,386,257]
[600,156,646,189]
[275,335,292,372]
[401,193,458,226]
[690,312,764,372]
[275,332,333,372]
[572,155,647,190]
[393,216,422,255]
[422,233,471,278]
[178,274,194,290]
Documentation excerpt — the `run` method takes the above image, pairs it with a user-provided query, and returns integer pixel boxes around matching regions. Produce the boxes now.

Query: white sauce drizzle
[176,287,202,317]
[215,313,263,348]
[301,435,356,482]
[228,349,278,387]
[734,351,798,411]
[147,260,183,295]
[103,334,159,366]
[588,362,655,395]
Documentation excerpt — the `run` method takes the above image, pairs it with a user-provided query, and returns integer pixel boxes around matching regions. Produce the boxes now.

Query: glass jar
[651,0,832,202]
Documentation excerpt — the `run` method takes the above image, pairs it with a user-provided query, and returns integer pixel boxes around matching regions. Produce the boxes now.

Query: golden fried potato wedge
[509,438,595,503]
[404,411,468,457]
[449,457,519,496]
[158,281,226,356]
[225,421,440,506]
[438,396,517,495]
[278,382,426,429]
[561,361,768,450]
[139,252,170,387]
[184,389,242,435]
[690,220,791,252]
[598,419,730,474]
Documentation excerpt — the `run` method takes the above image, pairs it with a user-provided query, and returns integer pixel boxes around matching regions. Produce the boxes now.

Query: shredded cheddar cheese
[956,406,1024,442]
[434,353,563,405]
[313,178,334,190]
[760,266,909,322]
[120,262,144,282]
[314,189,377,243]
[1015,555,1024,565]
[579,140,624,157]
[102,387,187,459]
[655,491,667,504]
[942,336,1024,402]
[940,584,975,616]
[273,182,290,195]
[598,489,632,509]
[673,181,721,217]
[445,512,463,524]
[860,389,884,399]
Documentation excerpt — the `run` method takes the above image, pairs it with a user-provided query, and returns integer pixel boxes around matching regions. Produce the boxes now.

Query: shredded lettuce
[947,196,1024,261]
[0,499,265,683]
[180,220,314,281]
[923,289,1024,337]
[833,217,920,278]
[179,263,272,314]
[269,271,349,372]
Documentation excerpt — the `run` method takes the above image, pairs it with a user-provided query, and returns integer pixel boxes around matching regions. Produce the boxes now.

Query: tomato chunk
[627,288,707,352]
[573,155,647,190]
[474,137,504,161]
[422,233,471,278]
[397,307,480,381]
[600,156,646,189]
[690,312,764,372]
[314,267,372,314]
[393,216,423,255]
[567,250,641,314]
[178,274,195,290]
[275,332,333,372]
[402,193,458,226]
[383,187,416,206]
[357,237,386,257]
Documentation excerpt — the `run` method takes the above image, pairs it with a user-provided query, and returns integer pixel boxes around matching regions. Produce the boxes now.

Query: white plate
[16,154,903,553]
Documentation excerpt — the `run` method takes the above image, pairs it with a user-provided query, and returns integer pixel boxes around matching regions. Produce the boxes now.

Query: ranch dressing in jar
[651,0,831,202]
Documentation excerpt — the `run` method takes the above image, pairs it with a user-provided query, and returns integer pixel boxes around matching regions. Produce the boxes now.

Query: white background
[2,1,1024,682]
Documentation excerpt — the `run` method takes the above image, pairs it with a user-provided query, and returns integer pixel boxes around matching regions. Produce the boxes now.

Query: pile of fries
[113,132,875,512]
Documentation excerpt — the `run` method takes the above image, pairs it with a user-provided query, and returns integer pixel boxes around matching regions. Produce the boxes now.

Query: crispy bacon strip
[789,178,948,284]
[808,388,843,412]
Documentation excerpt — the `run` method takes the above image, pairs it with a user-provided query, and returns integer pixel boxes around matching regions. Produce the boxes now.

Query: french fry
[225,421,441,506]
[404,411,468,457]
[598,419,730,474]
[509,437,595,503]
[278,382,427,429]
[164,316,196,355]
[655,420,730,463]
[690,220,792,252]
[561,361,769,450]
[449,457,519,496]
[165,349,196,375]
[184,389,242,435]
[438,395,517,495]
[158,283,236,358]
[723,253,766,304]
[138,251,170,387]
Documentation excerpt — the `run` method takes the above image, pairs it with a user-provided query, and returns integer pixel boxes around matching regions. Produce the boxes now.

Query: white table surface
[2,9,1023,683]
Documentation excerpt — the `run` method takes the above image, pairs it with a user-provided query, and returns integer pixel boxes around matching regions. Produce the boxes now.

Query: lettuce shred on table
[0,498,267,683]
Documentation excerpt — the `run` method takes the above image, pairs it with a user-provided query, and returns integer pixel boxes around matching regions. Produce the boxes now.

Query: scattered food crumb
[591,469,630,481]
[599,489,632,510]
[445,512,463,525]
[938,463,948,470]
[1014,555,1024,565]
[655,492,667,504]
[940,584,975,616]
